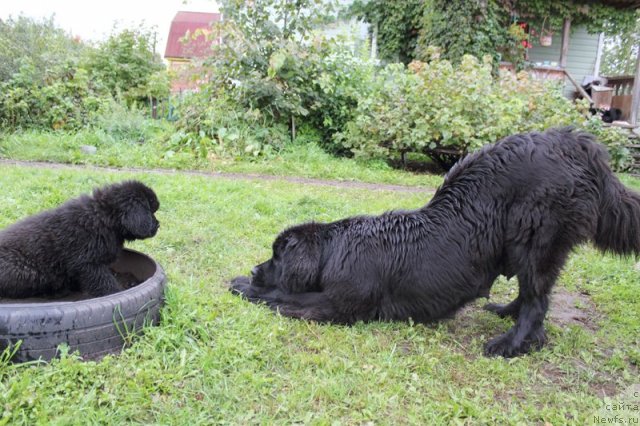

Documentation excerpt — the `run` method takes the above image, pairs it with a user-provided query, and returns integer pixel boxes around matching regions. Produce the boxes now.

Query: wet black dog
[0,181,160,298]
[230,128,640,357]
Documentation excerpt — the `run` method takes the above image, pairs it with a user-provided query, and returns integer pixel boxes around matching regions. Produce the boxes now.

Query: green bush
[0,15,85,83]
[0,60,106,130]
[170,91,289,158]
[0,16,169,132]
[82,27,167,105]
[173,36,376,157]
[306,41,377,149]
[334,52,632,171]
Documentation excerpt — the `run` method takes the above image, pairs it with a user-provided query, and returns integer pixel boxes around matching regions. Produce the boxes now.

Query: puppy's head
[94,180,160,240]
[252,224,323,293]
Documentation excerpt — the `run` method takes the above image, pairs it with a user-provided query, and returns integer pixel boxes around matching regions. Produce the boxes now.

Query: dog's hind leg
[483,284,549,358]
[484,297,521,319]
[77,265,124,297]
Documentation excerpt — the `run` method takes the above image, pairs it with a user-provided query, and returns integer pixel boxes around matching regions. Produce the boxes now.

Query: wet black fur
[230,128,640,357]
[0,181,160,298]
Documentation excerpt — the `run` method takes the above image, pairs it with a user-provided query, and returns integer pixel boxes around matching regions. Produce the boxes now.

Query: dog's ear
[121,204,158,240]
[280,234,321,293]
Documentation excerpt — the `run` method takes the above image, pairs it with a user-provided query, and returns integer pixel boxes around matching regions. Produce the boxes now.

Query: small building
[164,11,221,94]
[521,3,640,128]
[527,26,603,99]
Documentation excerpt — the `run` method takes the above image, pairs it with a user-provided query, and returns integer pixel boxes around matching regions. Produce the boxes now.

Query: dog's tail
[593,159,640,256]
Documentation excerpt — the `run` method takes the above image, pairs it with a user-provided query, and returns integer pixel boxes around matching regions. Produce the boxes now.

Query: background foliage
[351,0,638,68]
[0,16,169,131]
[417,0,510,65]
[0,15,84,82]
[335,52,632,170]
[601,14,640,76]
[1,2,636,172]
[171,0,376,158]
[83,27,167,104]
[349,0,424,64]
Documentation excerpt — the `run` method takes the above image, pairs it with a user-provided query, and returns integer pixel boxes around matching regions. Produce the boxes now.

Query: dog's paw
[484,328,546,358]
[484,333,519,358]
[229,276,251,295]
[483,302,519,319]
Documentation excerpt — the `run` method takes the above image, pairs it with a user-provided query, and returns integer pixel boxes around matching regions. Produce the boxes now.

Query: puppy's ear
[280,234,321,293]
[122,205,158,240]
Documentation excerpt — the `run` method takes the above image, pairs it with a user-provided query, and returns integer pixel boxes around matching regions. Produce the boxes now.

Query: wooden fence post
[559,18,571,69]
[630,47,640,127]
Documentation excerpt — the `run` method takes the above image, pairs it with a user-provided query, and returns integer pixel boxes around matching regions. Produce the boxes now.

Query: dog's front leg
[484,269,555,357]
[229,276,273,299]
[77,265,124,297]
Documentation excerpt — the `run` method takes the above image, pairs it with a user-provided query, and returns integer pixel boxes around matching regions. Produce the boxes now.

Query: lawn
[0,130,445,188]
[0,161,639,424]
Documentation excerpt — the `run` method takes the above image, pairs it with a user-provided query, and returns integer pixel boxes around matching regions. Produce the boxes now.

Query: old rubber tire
[0,249,166,362]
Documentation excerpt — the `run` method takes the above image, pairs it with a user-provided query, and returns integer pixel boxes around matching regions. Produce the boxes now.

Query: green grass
[0,130,444,188]
[0,164,638,424]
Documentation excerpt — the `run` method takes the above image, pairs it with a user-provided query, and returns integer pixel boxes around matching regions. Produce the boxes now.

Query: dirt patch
[441,288,600,359]
[548,288,599,331]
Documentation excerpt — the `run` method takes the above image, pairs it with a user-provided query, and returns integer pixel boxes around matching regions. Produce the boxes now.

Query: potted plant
[539,17,553,46]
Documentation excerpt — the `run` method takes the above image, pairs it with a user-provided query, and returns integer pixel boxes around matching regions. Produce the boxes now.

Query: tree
[0,15,85,82]
[601,15,640,76]
[83,27,165,104]
[417,0,509,65]
[205,0,339,121]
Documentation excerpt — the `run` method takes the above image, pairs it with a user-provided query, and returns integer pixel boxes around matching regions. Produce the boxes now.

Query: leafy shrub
[174,35,376,157]
[170,91,289,158]
[0,15,85,83]
[178,0,372,152]
[0,17,168,132]
[335,52,632,171]
[82,27,167,105]
[306,41,377,149]
[0,60,106,130]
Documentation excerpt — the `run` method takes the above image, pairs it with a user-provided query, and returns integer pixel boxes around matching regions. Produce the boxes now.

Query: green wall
[528,26,600,98]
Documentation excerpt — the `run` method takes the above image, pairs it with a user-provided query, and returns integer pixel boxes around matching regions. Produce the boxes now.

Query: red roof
[164,11,221,59]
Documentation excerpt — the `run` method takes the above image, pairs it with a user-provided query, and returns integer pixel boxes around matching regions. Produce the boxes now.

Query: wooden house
[164,11,221,94]
[519,2,640,127]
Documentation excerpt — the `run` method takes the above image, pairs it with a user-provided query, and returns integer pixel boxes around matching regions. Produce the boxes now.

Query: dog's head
[252,224,323,293]
[94,180,160,240]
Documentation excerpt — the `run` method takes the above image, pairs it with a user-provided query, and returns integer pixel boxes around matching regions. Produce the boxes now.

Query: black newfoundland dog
[230,128,640,357]
[0,180,160,298]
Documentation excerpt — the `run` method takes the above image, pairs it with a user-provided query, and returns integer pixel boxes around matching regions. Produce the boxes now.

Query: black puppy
[231,128,640,357]
[0,180,160,298]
